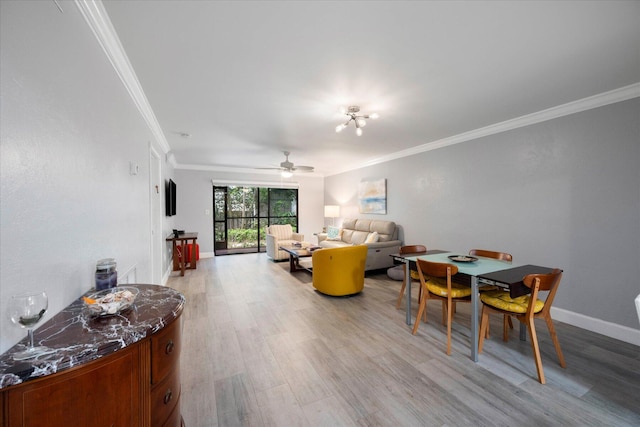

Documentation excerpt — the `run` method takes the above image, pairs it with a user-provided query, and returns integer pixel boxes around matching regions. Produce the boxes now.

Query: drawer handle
[164,389,173,405]
[165,340,174,354]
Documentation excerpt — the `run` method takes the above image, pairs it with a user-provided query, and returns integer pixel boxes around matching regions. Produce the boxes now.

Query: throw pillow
[364,231,379,243]
[327,226,343,241]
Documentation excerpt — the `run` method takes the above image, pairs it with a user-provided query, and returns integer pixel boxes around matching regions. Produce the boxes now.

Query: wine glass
[8,291,52,360]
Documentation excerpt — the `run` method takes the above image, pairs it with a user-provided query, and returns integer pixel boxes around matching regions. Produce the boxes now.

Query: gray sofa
[317,218,401,271]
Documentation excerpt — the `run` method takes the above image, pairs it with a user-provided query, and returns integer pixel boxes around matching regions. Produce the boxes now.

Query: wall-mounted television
[166,179,177,216]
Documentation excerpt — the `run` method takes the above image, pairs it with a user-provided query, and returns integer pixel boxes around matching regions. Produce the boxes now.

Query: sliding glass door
[214,185,298,256]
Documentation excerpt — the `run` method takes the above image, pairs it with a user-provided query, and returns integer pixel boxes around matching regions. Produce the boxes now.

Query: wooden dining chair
[478,269,566,384]
[395,245,427,310]
[412,259,471,356]
[468,248,512,262]
[469,249,514,334]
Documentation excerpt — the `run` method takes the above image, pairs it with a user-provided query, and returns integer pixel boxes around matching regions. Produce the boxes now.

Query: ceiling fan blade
[253,152,314,173]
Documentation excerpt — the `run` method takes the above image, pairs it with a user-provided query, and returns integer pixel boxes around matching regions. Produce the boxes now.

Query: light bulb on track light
[336,121,349,133]
[356,128,363,136]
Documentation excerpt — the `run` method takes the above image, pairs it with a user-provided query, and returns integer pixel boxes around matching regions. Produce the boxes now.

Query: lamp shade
[324,205,340,218]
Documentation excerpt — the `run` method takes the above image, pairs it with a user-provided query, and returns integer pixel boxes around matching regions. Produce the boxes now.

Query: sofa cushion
[426,278,472,299]
[370,221,396,242]
[342,218,357,230]
[341,228,355,243]
[480,290,544,313]
[319,240,349,248]
[351,230,370,245]
[365,231,379,243]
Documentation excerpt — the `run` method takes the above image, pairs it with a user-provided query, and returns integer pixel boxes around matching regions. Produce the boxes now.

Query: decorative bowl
[448,255,478,263]
[83,286,139,316]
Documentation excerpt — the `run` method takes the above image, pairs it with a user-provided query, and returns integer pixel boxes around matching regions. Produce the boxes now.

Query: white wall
[174,169,324,253]
[0,1,172,352]
[325,98,640,343]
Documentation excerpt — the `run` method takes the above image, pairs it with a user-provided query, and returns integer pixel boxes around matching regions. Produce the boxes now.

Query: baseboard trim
[551,307,640,346]
[162,267,171,286]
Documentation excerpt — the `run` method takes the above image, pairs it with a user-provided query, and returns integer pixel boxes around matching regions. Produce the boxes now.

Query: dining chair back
[478,269,565,384]
[395,245,427,309]
[469,249,514,334]
[412,259,472,356]
[469,249,512,262]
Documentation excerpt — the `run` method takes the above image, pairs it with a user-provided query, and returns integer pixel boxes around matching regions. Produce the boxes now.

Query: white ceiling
[101,1,640,176]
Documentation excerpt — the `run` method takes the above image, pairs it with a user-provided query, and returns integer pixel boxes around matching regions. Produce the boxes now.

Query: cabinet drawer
[151,368,181,427]
[162,402,184,427]
[151,316,182,384]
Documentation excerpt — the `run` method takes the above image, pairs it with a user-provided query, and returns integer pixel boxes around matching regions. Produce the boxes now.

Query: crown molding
[74,0,171,154]
[331,83,640,176]
[73,1,638,175]
[177,164,276,174]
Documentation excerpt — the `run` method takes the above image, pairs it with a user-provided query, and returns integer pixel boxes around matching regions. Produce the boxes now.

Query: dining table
[393,250,556,362]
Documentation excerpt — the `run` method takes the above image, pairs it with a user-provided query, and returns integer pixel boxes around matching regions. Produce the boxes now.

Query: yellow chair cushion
[480,290,544,313]
[409,270,420,281]
[425,277,472,298]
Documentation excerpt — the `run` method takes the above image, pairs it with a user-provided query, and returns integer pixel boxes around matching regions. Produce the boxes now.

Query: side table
[166,232,198,276]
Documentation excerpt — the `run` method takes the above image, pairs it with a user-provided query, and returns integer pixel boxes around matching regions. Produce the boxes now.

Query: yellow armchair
[312,245,368,296]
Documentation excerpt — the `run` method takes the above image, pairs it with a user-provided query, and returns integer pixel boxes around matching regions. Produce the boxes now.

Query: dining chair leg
[419,290,427,322]
[478,306,490,353]
[503,315,510,341]
[412,285,428,335]
[544,313,566,368]
[441,301,447,325]
[526,318,545,384]
[446,297,453,355]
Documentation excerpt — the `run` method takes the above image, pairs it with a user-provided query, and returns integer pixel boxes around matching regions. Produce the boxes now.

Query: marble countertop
[0,284,185,390]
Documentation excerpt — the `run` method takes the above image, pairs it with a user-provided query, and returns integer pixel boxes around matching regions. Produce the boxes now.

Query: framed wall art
[358,178,386,214]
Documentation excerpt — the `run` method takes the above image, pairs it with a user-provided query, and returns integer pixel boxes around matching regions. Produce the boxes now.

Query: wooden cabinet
[5,344,143,426]
[150,318,182,427]
[2,316,182,427]
[0,284,183,427]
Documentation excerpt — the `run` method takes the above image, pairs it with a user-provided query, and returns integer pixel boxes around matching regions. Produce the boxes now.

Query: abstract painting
[358,179,386,214]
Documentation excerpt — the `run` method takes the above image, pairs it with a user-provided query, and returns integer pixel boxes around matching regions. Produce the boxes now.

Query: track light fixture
[335,106,379,136]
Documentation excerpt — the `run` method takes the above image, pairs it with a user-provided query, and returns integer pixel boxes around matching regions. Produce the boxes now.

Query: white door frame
[149,145,163,284]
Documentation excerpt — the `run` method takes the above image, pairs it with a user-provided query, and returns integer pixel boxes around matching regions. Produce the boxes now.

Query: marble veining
[0,284,185,389]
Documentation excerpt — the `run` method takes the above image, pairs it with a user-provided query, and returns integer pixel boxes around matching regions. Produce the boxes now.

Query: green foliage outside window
[214,186,298,251]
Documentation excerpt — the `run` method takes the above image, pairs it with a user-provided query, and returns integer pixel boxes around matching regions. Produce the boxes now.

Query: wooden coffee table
[279,245,321,273]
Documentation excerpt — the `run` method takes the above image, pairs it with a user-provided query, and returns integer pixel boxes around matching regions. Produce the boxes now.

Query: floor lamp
[324,205,340,229]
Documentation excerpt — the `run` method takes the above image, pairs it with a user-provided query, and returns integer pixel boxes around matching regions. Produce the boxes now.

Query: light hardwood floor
[167,254,640,427]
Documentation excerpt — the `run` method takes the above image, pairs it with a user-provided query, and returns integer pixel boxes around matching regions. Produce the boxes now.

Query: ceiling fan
[257,151,314,177]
